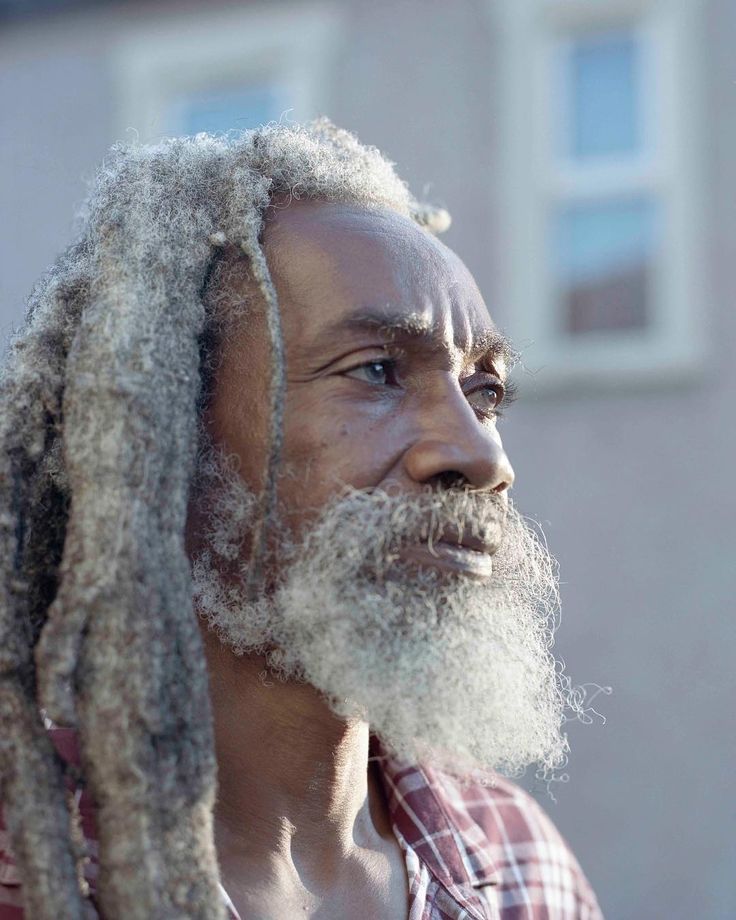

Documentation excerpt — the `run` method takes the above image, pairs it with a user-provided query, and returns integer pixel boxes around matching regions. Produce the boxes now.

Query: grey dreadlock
[0,119,450,919]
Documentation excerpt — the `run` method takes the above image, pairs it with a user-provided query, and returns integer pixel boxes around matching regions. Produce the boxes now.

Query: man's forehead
[263,200,507,364]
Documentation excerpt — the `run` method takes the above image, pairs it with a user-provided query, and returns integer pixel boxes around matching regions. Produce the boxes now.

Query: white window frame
[492,0,706,389]
[112,2,342,143]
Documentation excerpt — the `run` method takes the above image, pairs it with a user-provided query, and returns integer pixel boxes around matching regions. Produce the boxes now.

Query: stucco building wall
[2,2,734,916]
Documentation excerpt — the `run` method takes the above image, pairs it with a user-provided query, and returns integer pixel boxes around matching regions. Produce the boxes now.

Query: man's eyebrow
[318,307,518,371]
[336,308,436,339]
[470,330,519,371]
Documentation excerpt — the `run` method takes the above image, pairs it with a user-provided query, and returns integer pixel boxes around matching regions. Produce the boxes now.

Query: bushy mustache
[194,449,513,584]
[278,486,509,578]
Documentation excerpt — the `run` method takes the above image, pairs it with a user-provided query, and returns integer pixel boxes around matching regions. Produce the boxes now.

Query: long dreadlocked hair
[0,119,450,919]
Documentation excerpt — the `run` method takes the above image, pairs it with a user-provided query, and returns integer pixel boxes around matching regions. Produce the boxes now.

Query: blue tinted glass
[569,32,640,159]
[554,197,659,334]
[172,84,285,136]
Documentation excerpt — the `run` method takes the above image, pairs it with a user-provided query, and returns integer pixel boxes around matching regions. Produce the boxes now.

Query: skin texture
[200,201,515,919]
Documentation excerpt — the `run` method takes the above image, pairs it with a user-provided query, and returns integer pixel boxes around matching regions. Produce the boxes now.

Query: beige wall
[2,2,734,916]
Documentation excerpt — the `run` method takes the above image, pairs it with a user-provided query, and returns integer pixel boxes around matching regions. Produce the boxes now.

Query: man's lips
[398,523,502,579]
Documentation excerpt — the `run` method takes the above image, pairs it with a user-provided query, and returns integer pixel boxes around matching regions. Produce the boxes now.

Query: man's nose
[401,394,515,493]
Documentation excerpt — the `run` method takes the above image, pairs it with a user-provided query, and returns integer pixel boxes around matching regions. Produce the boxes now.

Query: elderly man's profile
[0,121,603,919]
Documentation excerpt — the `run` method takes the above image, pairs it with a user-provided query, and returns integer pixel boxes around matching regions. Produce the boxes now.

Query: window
[495,0,705,387]
[167,84,289,137]
[567,31,640,161]
[113,4,341,141]
[555,195,658,336]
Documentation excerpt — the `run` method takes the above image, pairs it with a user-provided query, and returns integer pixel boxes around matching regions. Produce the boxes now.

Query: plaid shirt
[0,729,603,919]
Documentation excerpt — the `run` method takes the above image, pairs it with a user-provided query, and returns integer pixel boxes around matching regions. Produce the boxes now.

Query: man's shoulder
[435,766,576,853]
[413,764,605,919]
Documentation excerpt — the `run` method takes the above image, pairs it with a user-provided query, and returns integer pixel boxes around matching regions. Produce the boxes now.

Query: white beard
[192,457,575,775]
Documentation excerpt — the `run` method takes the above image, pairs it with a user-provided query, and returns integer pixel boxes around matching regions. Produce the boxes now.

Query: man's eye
[344,360,397,386]
[467,385,502,417]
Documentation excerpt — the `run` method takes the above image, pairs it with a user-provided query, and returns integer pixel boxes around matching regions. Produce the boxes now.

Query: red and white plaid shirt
[0,729,603,919]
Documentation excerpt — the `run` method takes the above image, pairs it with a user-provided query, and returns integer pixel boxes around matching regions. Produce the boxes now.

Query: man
[0,121,603,919]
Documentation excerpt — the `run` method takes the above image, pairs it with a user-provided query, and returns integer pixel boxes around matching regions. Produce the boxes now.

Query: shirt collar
[373,740,499,919]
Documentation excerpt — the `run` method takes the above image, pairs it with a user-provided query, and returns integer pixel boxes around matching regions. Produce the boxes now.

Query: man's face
[195,201,568,774]
[206,201,514,563]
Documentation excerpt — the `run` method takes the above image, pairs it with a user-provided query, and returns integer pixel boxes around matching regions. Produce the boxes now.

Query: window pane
[569,31,640,159]
[553,197,659,335]
[168,83,286,136]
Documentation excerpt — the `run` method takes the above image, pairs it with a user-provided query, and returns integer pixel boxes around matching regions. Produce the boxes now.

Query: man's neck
[201,628,394,887]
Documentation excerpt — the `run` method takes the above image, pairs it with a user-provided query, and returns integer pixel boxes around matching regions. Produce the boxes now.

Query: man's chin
[270,581,565,775]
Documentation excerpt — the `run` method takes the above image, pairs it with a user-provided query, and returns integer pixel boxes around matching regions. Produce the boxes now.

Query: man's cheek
[280,435,355,496]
